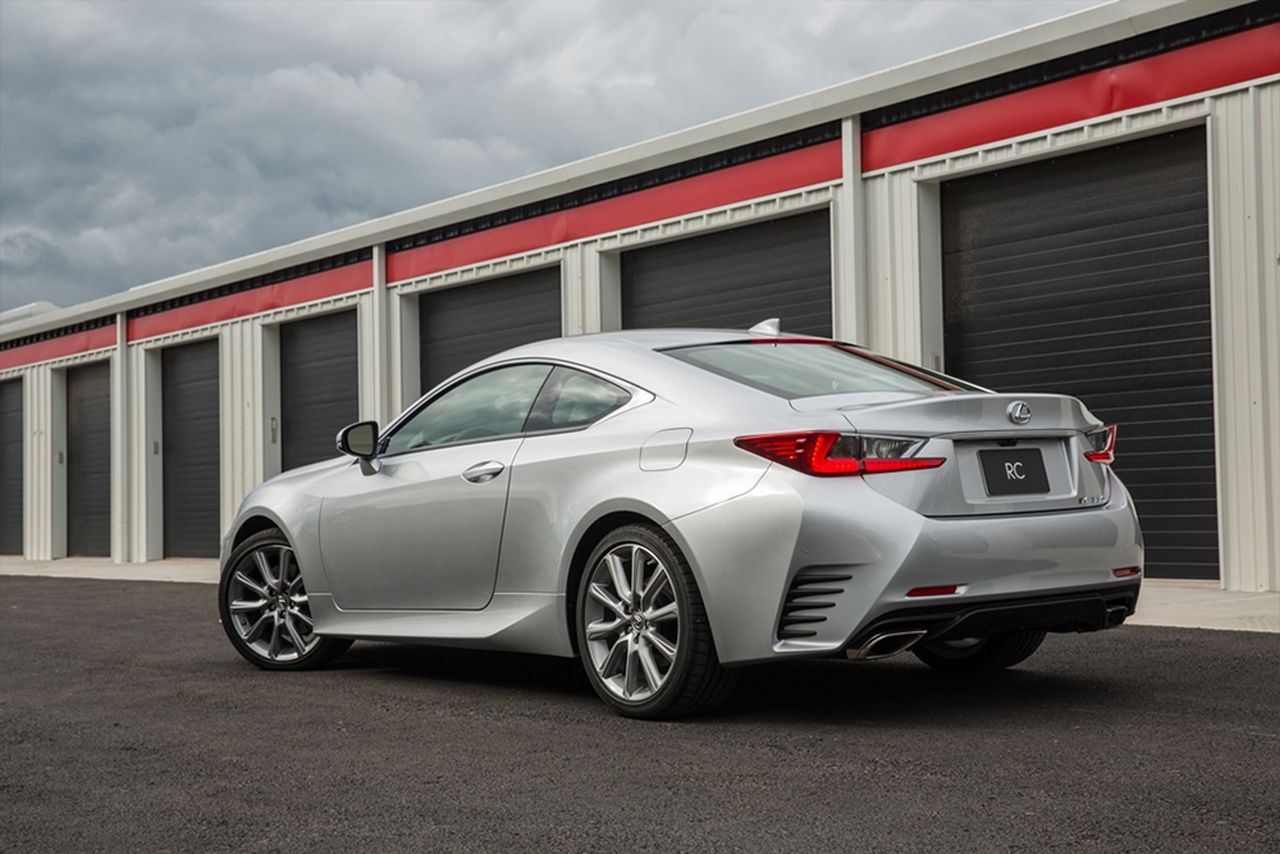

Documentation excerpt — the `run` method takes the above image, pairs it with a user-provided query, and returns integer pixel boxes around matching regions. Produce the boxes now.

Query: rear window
[667,343,949,398]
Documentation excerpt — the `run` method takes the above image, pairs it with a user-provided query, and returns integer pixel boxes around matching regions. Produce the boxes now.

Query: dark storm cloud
[0,0,1098,312]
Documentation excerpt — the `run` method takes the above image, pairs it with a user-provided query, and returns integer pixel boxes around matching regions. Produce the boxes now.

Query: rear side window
[525,367,631,432]
[667,343,948,398]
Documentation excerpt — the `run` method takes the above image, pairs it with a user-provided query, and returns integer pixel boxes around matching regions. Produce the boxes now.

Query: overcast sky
[0,0,1100,313]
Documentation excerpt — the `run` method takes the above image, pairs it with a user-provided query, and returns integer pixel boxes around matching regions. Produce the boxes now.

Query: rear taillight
[733,431,945,477]
[1085,424,1117,464]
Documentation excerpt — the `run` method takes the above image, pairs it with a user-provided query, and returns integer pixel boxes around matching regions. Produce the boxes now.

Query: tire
[912,630,1046,675]
[575,523,738,719]
[218,527,352,671]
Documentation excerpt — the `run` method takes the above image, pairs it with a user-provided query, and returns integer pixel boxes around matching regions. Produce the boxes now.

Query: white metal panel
[1207,81,1280,592]
[110,315,128,561]
[832,116,867,343]
[220,320,260,541]
[356,292,377,422]
[22,365,51,559]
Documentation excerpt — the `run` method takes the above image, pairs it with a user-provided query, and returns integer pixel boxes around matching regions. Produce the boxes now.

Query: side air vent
[778,568,853,640]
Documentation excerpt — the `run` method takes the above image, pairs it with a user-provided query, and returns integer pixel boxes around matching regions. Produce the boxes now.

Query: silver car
[218,322,1142,718]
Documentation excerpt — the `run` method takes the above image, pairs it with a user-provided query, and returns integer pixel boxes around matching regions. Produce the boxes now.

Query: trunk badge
[1007,400,1032,425]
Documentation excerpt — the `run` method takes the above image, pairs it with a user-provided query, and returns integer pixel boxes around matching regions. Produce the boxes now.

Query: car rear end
[659,338,1143,666]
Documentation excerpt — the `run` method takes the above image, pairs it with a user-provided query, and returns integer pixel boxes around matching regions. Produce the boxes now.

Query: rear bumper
[846,581,1140,654]
[666,466,1143,666]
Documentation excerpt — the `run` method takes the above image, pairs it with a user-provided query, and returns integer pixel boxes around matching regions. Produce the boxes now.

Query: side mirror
[336,420,379,459]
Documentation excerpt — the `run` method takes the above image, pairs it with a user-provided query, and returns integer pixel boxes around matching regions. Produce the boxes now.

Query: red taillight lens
[1085,424,1117,464]
[733,431,945,477]
[1112,566,1141,578]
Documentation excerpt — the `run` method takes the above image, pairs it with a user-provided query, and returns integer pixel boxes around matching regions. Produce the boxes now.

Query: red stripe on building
[126,260,373,341]
[387,139,843,283]
[0,324,117,370]
[862,23,1280,172]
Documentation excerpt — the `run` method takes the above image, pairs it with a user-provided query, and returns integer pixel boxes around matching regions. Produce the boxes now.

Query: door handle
[461,460,505,483]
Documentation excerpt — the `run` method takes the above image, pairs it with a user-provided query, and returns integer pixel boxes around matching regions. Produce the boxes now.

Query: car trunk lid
[792,391,1111,517]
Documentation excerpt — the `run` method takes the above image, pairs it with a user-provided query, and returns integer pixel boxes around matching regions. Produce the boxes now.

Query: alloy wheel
[225,544,320,662]
[582,543,681,702]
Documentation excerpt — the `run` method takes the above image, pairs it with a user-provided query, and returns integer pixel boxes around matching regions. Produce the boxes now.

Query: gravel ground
[2,575,1277,854]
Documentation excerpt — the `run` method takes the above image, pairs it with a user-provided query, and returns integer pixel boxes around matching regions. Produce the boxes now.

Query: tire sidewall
[575,524,695,718]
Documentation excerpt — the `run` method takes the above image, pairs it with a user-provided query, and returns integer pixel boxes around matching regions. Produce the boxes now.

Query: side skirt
[309,592,574,657]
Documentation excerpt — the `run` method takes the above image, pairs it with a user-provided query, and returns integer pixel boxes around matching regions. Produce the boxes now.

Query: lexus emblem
[1007,400,1032,425]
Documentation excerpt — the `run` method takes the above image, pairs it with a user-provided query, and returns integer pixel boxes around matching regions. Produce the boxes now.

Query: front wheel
[912,630,1046,674]
[218,527,352,670]
[575,524,737,719]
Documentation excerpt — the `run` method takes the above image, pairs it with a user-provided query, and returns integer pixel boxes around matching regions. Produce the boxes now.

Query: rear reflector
[733,431,945,477]
[907,585,959,598]
[1085,424,1117,465]
[1112,566,1141,578]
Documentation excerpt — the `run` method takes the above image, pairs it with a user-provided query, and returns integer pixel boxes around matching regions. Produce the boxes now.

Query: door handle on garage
[461,460,505,483]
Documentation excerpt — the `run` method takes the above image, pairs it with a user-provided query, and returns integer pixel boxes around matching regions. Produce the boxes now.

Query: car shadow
[329,641,597,700]
[717,657,1133,726]
[326,641,1133,726]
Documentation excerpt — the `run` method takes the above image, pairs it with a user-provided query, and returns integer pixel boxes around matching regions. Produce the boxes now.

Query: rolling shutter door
[941,128,1216,579]
[0,379,22,555]
[620,210,832,336]
[66,361,111,556]
[419,267,562,392]
[280,310,359,471]
[162,339,220,558]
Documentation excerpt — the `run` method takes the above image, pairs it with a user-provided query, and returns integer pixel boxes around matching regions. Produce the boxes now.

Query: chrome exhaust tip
[846,629,930,661]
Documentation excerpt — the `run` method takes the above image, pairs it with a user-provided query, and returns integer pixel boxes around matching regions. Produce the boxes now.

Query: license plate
[979,448,1050,496]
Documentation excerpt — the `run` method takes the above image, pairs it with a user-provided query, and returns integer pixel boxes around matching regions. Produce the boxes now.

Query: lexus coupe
[218,321,1142,718]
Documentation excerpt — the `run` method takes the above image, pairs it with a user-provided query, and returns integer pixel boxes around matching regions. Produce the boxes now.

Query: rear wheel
[218,527,352,670]
[575,523,737,719]
[912,630,1046,674]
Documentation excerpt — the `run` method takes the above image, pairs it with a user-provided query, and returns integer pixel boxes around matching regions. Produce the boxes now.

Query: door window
[382,363,552,455]
[525,367,631,432]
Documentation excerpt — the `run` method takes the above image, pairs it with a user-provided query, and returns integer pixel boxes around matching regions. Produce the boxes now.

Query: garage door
[620,210,832,336]
[66,361,111,556]
[162,339,220,558]
[280,310,358,471]
[419,267,561,391]
[0,378,22,555]
[941,128,1216,579]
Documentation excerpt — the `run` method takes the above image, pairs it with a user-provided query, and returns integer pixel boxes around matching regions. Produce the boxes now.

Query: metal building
[1,0,1277,591]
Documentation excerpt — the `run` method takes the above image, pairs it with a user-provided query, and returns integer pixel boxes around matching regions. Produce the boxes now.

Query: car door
[318,363,553,611]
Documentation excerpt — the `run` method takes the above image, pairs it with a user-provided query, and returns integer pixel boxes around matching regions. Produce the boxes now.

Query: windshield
[666,342,951,399]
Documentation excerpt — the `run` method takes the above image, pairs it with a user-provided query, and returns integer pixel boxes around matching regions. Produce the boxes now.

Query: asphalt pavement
[2,576,1277,854]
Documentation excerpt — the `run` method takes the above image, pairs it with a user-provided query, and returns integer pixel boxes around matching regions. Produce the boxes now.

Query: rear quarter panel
[496,398,771,596]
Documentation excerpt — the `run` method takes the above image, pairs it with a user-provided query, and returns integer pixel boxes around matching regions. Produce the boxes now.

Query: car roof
[482,327,831,362]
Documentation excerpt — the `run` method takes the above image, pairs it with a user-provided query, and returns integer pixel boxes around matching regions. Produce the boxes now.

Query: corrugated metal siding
[1208,81,1280,592]
[66,361,111,556]
[220,321,262,542]
[864,176,924,359]
[0,378,23,554]
[940,129,1217,579]
[619,211,833,336]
